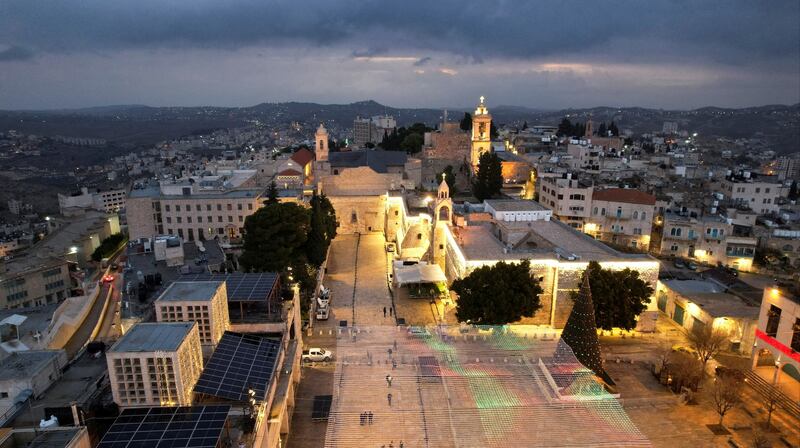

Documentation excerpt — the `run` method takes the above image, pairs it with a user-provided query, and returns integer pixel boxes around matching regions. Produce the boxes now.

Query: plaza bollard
[490,358,494,363]
[504,358,507,363]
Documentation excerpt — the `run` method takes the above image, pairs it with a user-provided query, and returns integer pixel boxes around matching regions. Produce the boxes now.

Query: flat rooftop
[128,184,262,200]
[156,281,224,302]
[110,322,195,353]
[662,279,760,319]
[0,350,63,381]
[454,219,651,263]
[485,199,548,212]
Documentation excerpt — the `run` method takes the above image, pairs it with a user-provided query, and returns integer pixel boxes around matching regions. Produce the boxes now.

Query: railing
[743,369,800,421]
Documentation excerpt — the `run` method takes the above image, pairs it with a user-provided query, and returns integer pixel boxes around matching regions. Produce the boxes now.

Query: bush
[91,233,126,262]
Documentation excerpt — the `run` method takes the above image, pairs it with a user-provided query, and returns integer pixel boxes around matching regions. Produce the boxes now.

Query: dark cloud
[0,45,34,62]
[1,0,797,65]
[413,57,431,67]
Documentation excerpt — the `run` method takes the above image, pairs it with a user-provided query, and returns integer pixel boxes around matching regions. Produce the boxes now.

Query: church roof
[278,168,302,176]
[290,148,314,166]
[328,150,407,173]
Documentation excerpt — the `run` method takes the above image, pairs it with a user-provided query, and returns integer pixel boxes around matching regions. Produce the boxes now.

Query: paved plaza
[323,325,649,448]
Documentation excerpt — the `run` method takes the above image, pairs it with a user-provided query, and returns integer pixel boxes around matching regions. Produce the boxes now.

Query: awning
[394,264,447,286]
[0,314,27,326]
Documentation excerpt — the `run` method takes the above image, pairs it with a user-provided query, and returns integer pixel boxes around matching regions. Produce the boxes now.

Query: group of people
[359,411,374,425]
[380,441,403,448]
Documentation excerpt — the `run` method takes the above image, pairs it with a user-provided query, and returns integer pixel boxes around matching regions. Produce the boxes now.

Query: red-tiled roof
[592,188,656,205]
[278,168,302,176]
[291,148,314,166]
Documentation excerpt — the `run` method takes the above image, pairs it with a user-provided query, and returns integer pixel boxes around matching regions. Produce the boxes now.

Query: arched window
[593,207,598,215]
[641,212,647,221]
[633,211,639,220]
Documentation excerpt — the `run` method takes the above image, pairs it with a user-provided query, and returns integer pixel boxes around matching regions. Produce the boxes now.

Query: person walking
[386,374,392,387]
[360,412,365,425]
[389,307,393,317]
[399,441,404,448]
[368,411,373,425]
[383,306,387,317]
[387,393,392,406]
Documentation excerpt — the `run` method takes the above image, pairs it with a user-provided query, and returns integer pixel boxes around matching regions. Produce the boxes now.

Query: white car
[315,306,329,320]
[386,242,396,253]
[302,348,334,362]
[317,295,330,308]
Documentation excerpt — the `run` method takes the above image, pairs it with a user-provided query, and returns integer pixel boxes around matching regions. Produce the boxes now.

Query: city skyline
[1,0,799,110]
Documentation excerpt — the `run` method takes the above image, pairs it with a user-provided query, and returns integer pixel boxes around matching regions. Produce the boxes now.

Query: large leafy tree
[305,193,338,267]
[582,261,653,331]
[559,275,604,375]
[472,152,503,201]
[452,260,543,325]
[240,202,310,272]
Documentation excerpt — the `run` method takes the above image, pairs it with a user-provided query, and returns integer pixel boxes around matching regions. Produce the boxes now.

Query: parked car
[386,242,396,253]
[315,306,329,321]
[302,348,333,362]
[407,326,431,338]
[686,261,698,271]
[671,344,698,357]
[722,266,739,277]
[673,259,686,269]
[317,295,330,308]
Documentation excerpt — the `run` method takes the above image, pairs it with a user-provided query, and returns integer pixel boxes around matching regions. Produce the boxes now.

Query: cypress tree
[559,274,604,375]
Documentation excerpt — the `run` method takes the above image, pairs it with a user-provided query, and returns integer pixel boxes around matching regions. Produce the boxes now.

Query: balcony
[663,233,698,241]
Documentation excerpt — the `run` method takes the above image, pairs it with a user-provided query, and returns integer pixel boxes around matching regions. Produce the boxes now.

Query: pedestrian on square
[360,412,365,425]
[393,340,397,351]
[386,374,392,387]
[400,441,404,448]
[389,307,393,316]
[383,307,387,317]
[387,393,392,406]
[392,358,397,370]
[389,442,394,448]
[368,411,373,424]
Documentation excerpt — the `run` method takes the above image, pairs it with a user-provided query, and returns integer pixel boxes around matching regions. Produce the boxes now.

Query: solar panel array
[97,405,230,448]
[180,272,279,302]
[194,331,281,402]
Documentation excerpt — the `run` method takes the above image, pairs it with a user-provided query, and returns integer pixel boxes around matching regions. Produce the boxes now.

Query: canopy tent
[394,264,447,286]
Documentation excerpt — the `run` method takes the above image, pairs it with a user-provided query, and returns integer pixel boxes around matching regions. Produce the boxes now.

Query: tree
[400,133,424,153]
[582,261,653,330]
[789,180,798,201]
[240,202,310,272]
[711,374,742,426]
[472,152,503,201]
[557,118,573,137]
[459,112,472,131]
[760,383,781,429]
[521,121,528,130]
[266,181,279,205]
[559,274,604,375]
[437,165,457,193]
[452,260,543,325]
[490,121,499,139]
[667,351,704,393]
[609,121,620,137]
[597,122,607,136]
[305,193,338,267]
[687,326,728,369]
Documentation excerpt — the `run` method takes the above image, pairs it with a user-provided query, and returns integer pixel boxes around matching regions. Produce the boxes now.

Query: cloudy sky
[1,0,798,110]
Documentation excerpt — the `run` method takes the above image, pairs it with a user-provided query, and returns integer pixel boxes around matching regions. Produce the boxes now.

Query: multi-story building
[58,187,127,216]
[772,156,800,181]
[537,173,593,230]
[660,212,757,271]
[155,281,230,356]
[751,287,800,398]
[0,257,72,309]
[107,322,203,408]
[126,179,264,241]
[718,171,786,215]
[585,188,656,250]
[352,117,373,148]
[566,141,602,173]
[352,115,397,148]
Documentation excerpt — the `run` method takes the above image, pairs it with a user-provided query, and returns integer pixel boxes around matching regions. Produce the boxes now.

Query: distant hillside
[1,101,797,153]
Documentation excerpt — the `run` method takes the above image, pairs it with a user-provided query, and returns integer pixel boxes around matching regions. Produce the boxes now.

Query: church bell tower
[470,96,492,173]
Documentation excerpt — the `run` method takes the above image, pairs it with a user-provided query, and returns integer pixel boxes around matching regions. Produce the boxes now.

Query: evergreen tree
[472,152,503,201]
[597,122,607,136]
[789,180,798,200]
[557,118,573,137]
[452,260,543,325]
[522,121,528,130]
[240,202,310,272]
[559,274,604,375]
[460,112,472,131]
[305,193,338,267]
[266,181,279,205]
[609,121,620,137]
[490,121,499,139]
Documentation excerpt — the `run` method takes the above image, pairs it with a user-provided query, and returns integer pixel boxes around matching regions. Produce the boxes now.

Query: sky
[1,0,799,110]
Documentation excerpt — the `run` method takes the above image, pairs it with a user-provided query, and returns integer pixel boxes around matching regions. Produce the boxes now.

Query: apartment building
[155,281,230,356]
[0,257,72,309]
[660,212,757,271]
[107,322,203,408]
[585,188,656,249]
[352,115,396,148]
[566,142,601,173]
[718,171,786,215]
[58,187,126,215]
[537,172,593,229]
[750,287,800,398]
[126,180,264,241]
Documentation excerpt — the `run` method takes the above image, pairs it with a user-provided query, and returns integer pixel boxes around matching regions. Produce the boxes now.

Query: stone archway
[438,205,450,222]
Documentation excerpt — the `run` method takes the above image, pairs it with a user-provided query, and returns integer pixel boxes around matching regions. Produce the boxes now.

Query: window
[197,216,202,223]
[227,204,233,211]
[208,216,212,223]
[187,217,192,224]
[248,203,253,210]
[633,211,639,219]
[207,204,212,211]
[593,207,598,215]
[176,217,182,223]
[218,216,223,222]
[765,188,771,194]
[670,227,682,236]
[616,208,622,218]
[641,212,646,221]
[765,305,781,337]
[755,187,760,193]
[228,216,233,222]
[165,205,170,212]
[601,208,606,216]
[670,245,678,251]
[175,205,181,212]
[237,203,243,210]
[217,204,222,211]
[238,216,243,222]
[196,204,201,211]
[557,194,564,200]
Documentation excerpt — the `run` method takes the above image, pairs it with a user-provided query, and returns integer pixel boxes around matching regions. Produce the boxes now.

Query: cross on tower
[479,95,485,104]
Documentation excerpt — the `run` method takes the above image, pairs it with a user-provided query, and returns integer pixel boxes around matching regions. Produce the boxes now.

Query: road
[62,281,113,359]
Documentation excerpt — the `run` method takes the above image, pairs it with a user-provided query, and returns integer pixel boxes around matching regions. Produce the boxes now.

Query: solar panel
[170,272,279,302]
[97,405,230,448]
[194,332,281,402]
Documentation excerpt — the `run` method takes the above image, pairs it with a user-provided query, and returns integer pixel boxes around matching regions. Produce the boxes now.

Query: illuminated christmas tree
[560,273,604,375]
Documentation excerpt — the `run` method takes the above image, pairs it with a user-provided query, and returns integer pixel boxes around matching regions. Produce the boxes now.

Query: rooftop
[485,199,548,212]
[592,188,656,205]
[662,278,759,318]
[156,281,224,303]
[110,322,195,353]
[328,150,407,173]
[128,184,263,200]
[0,350,63,381]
